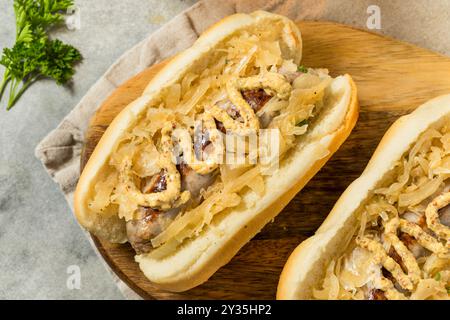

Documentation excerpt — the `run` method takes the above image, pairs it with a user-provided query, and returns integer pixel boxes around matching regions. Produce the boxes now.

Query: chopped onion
[178,80,210,115]
[89,172,118,213]
[233,45,257,75]
[410,279,446,300]
[164,83,181,109]
[398,176,443,207]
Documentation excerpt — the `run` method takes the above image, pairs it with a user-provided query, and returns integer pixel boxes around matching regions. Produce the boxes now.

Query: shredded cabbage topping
[314,122,450,300]
[87,21,334,255]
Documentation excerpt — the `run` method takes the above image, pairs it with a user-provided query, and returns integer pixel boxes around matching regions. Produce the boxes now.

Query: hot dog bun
[74,11,359,292]
[277,94,450,300]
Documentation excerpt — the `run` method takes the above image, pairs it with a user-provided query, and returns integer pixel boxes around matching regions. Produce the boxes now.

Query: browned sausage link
[399,231,431,259]
[126,207,161,254]
[127,162,217,254]
[417,214,427,228]
[213,103,241,134]
[177,162,216,200]
[388,247,407,273]
[381,268,406,294]
[382,267,395,283]
[399,232,416,247]
[194,126,212,161]
[177,162,195,178]
[214,90,271,133]
[126,172,169,254]
[215,119,226,134]
[141,170,167,194]
[439,204,450,227]
[369,289,388,300]
[241,89,272,112]
[227,103,242,119]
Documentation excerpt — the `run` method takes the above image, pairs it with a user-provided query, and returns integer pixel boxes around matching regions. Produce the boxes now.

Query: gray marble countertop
[0,0,197,299]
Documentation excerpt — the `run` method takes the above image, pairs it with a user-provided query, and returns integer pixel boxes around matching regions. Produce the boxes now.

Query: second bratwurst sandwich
[74,11,358,291]
[278,94,450,300]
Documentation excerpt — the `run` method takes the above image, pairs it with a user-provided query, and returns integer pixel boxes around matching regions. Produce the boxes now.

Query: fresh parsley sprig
[0,0,81,110]
[298,65,308,73]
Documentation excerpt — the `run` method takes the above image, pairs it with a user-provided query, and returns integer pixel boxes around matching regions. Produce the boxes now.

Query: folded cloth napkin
[35,0,450,299]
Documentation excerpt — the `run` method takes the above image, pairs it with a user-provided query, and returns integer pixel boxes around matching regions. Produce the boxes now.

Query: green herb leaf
[298,65,308,73]
[1,0,81,110]
[14,0,74,33]
[434,272,441,281]
[16,23,33,43]
[40,39,82,84]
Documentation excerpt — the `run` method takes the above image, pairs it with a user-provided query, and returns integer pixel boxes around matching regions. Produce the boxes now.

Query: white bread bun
[277,94,450,299]
[74,11,359,292]
[74,11,302,242]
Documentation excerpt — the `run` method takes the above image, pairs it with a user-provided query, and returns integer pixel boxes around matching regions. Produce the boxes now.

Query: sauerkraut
[87,20,333,256]
[314,122,450,300]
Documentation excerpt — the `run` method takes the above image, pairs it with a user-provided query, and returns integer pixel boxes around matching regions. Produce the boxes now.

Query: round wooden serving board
[81,21,450,299]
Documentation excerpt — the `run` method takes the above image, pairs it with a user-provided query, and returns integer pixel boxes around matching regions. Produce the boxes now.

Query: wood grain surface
[81,21,450,299]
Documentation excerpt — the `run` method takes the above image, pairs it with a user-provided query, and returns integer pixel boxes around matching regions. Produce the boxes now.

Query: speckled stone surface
[0,0,197,300]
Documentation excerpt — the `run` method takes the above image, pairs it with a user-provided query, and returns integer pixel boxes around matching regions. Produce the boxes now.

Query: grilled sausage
[241,89,272,113]
[369,289,387,300]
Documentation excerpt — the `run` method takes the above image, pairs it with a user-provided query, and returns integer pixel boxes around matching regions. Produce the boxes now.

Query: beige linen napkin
[35,0,450,299]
